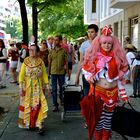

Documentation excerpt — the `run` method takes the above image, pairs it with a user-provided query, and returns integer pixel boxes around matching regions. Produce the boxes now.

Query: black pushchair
[61,84,83,121]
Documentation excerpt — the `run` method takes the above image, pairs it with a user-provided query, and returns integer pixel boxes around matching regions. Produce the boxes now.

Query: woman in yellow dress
[18,44,50,134]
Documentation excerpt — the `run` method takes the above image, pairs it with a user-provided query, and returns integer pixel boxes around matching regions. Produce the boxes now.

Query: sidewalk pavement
[0,64,139,140]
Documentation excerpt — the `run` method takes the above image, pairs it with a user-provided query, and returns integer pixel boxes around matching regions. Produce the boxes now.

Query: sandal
[10,81,17,84]
[83,123,88,129]
[130,94,137,98]
[52,106,59,112]
[37,128,45,135]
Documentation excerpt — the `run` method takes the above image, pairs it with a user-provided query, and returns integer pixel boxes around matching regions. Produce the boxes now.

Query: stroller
[61,84,83,121]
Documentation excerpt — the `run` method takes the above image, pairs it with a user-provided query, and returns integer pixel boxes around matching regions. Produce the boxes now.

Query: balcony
[110,0,140,9]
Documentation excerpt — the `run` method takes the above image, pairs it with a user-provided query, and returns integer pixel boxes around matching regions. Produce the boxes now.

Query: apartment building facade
[84,0,140,50]
[0,0,20,40]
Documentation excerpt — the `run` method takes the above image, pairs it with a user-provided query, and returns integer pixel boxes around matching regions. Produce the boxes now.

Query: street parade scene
[0,0,140,140]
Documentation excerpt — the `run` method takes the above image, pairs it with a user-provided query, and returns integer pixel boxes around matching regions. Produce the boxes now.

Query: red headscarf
[101,25,112,36]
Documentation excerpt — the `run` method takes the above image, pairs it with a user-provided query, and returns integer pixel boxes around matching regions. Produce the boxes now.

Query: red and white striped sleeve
[118,80,128,101]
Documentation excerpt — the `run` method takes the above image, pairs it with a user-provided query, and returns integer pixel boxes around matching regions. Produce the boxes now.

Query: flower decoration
[101,25,113,36]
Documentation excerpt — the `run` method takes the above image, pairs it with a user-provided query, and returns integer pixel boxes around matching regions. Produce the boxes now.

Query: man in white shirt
[75,24,99,96]
[124,44,136,84]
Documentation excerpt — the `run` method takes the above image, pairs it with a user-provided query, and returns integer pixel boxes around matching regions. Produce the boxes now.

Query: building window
[131,17,138,49]
[114,22,118,37]
[92,0,96,13]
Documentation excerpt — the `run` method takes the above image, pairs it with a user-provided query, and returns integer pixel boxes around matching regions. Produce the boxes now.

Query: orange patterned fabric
[94,85,118,112]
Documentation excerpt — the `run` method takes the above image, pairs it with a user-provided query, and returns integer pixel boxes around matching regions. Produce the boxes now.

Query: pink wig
[83,35,128,79]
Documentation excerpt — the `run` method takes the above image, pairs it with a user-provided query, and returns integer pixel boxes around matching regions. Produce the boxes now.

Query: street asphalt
[0,64,140,140]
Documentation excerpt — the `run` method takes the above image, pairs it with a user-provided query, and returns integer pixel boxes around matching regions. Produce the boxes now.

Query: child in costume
[80,25,129,140]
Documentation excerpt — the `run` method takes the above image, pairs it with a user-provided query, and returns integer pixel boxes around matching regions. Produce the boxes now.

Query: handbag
[111,102,140,139]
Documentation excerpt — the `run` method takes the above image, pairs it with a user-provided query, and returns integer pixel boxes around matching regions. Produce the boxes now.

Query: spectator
[8,42,19,83]
[131,51,140,98]
[124,36,131,45]
[17,42,29,73]
[73,44,78,63]
[124,44,136,84]
[62,36,70,84]
[68,43,75,81]
[47,35,54,50]
[124,36,137,51]
[62,36,69,54]
[48,35,68,112]
[38,39,49,73]
[75,24,99,96]
[0,39,7,88]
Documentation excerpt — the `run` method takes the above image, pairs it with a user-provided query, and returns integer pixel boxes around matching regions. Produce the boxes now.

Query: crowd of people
[0,24,140,139]
[0,40,29,88]
[0,35,76,133]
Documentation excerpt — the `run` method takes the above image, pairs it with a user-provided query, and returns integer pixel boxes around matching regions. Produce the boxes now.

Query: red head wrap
[101,25,113,36]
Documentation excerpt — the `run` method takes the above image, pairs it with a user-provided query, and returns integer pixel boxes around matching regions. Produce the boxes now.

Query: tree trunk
[17,0,28,44]
[32,2,38,45]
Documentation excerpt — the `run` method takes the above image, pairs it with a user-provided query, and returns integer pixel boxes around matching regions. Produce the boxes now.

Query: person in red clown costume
[80,25,129,140]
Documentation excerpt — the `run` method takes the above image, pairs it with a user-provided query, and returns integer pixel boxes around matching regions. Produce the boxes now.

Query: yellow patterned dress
[18,57,49,129]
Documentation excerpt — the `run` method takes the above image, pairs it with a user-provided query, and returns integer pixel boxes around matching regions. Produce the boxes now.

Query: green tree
[16,0,85,44]
[5,18,32,42]
[5,18,19,39]
[16,18,32,41]
[28,0,68,45]
[38,0,86,40]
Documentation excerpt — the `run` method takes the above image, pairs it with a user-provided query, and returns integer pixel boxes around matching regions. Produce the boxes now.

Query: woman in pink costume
[80,25,129,140]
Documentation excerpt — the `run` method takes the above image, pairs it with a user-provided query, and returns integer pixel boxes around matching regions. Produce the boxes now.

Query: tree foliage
[27,0,67,44]
[26,0,86,42]
[5,18,19,39]
[5,18,32,41]
[38,0,86,40]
